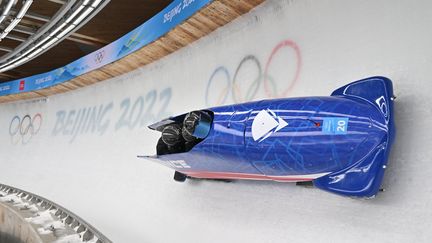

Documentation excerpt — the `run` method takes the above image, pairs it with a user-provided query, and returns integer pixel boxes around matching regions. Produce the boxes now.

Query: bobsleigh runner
[139,77,396,198]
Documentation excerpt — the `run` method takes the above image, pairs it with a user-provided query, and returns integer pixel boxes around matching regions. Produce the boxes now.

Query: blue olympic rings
[205,66,231,106]
[205,55,263,106]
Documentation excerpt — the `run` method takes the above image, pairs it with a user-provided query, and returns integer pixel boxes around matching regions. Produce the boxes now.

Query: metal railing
[0,183,112,243]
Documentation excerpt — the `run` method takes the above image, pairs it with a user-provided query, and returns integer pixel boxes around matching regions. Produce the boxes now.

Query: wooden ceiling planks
[0,0,265,104]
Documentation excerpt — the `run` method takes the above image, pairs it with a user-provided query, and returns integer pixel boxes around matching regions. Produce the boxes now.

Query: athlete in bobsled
[140,77,396,198]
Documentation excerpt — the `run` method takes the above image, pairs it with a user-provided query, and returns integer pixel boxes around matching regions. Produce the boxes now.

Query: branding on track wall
[19,80,25,91]
[9,114,43,145]
[205,39,302,106]
[94,50,106,64]
[4,88,173,145]
[0,0,212,96]
[164,0,198,23]
[51,88,172,143]
[4,37,303,145]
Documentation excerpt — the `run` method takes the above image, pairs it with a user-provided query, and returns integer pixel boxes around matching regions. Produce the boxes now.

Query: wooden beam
[4,34,27,42]
[65,36,104,47]
[0,72,18,79]
[0,46,13,52]
[13,25,37,35]
[25,11,51,22]
[47,0,67,4]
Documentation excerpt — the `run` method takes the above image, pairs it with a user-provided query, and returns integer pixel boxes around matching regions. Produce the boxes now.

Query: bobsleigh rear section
[313,76,395,197]
[140,76,396,198]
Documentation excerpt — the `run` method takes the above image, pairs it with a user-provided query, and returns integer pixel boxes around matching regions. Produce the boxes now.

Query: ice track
[1,1,432,242]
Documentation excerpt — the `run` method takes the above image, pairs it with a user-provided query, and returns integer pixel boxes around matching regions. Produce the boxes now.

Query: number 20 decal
[322,117,349,135]
[337,120,347,132]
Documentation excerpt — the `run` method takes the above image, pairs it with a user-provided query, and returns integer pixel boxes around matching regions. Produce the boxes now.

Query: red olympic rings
[263,39,302,98]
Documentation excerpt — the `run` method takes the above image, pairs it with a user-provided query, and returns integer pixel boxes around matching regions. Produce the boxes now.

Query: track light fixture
[0,0,33,41]
[0,0,109,73]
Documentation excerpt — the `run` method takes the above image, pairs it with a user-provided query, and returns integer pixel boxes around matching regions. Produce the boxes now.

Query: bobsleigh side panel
[155,95,389,184]
[313,134,390,197]
[244,97,387,178]
[157,103,262,175]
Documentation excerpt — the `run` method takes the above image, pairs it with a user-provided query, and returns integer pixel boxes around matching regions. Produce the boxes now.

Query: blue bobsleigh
[140,77,396,198]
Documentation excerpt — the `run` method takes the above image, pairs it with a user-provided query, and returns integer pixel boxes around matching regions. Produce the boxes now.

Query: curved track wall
[1,0,432,242]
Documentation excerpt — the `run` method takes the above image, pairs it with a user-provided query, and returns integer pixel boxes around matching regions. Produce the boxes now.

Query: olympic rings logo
[9,114,43,145]
[205,39,302,106]
[94,50,106,64]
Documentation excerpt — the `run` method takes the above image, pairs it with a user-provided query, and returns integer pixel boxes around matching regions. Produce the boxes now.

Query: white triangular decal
[275,117,288,132]
[252,110,278,141]
[259,131,274,143]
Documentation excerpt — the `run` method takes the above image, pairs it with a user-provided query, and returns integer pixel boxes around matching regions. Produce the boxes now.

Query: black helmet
[162,124,183,146]
[182,110,212,142]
